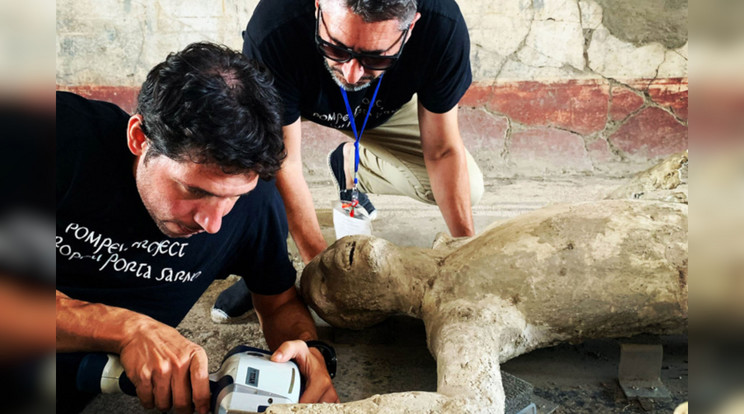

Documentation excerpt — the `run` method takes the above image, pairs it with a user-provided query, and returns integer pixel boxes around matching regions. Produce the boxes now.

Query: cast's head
[127,42,286,238]
[302,235,439,328]
[315,0,420,91]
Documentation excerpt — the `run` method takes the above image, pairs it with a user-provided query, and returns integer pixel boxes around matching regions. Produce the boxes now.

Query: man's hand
[254,288,337,402]
[271,340,339,403]
[57,291,211,413]
[118,319,210,414]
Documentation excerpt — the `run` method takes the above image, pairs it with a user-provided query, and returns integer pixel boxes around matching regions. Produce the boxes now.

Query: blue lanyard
[339,74,384,189]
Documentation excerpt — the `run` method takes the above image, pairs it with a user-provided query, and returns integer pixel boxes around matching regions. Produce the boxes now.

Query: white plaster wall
[56,0,688,85]
[461,0,687,82]
[56,0,260,86]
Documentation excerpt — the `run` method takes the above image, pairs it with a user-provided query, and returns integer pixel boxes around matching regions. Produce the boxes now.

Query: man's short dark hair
[321,0,418,29]
[136,42,285,179]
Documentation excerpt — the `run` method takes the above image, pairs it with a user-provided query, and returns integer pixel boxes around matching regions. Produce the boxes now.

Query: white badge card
[332,201,372,239]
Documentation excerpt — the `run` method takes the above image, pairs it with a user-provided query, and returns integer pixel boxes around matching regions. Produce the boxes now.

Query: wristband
[305,340,337,379]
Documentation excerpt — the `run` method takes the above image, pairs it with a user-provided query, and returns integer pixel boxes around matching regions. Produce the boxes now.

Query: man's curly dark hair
[136,42,285,179]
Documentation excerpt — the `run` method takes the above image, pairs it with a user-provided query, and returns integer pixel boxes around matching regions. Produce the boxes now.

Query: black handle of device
[76,353,137,395]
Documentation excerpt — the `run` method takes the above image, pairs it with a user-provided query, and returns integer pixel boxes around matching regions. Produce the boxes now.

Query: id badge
[332,200,372,239]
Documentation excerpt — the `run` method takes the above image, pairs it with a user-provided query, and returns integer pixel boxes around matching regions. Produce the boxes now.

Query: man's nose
[341,59,365,84]
[193,198,232,234]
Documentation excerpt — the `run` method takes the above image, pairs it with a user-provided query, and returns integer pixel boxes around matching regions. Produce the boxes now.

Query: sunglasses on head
[314,8,410,71]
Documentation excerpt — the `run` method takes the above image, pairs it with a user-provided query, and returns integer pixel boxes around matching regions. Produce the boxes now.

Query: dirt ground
[81,173,688,414]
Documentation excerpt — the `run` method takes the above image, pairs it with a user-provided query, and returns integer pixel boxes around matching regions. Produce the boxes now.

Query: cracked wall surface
[56,0,687,178]
[457,0,687,177]
[594,0,687,49]
[460,0,687,81]
[56,0,258,86]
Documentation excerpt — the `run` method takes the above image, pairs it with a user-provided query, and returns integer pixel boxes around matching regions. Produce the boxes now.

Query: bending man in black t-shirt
[56,42,338,414]
[215,0,485,321]
[245,0,484,262]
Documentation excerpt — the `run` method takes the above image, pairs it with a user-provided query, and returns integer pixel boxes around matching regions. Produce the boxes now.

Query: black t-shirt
[56,92,296,327]
[243,0,472,129]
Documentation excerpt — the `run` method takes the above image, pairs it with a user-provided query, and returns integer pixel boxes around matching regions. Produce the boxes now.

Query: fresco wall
[57,0,688,177]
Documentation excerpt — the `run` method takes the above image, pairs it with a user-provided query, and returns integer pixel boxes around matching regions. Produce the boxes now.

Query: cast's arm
[253,286,339,403]
[56,290,210,414]
[276,119,328,264]
[418,103,475,237]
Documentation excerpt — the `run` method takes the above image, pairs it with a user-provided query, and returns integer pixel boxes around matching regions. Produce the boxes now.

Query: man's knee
[423,159,483,207]
[471,181,484,206]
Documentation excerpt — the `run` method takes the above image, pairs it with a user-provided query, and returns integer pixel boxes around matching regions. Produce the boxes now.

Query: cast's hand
[118,318,210,414]
[271,339,339,403]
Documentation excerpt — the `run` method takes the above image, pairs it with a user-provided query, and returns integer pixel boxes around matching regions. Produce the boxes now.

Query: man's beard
[324,60,378,92]
[148,211,201,239]
[141,200,202,238]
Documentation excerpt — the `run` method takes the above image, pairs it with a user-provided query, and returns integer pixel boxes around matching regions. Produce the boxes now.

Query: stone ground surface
[82,171,688,413]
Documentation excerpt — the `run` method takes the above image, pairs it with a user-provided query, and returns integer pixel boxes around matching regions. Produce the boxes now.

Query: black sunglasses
[315,8,409,70]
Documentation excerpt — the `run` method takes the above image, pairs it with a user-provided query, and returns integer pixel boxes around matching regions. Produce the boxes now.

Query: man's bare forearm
[419,104,475,237]
[278,121,328,264]
[276,168,327,263]
[253,288,318,351]
[426,148,475,237]
[256,288,338,404]
[56,289,152,353]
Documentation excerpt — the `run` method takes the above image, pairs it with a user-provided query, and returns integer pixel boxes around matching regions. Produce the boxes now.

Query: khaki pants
[339,95,484,206]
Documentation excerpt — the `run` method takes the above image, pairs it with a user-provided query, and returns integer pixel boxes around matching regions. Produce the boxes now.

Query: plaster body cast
[289,199,688,414]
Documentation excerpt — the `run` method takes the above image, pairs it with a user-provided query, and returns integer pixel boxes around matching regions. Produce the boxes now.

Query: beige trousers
[339,95,484,206]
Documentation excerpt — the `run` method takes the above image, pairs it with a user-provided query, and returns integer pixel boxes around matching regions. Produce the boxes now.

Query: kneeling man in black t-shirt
[214,0,487,321]
[56,42,338,414]
[240,0,485,265]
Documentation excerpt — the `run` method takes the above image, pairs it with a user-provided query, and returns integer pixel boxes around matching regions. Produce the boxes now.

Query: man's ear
[408,12,422,33]
[127,114,148,156]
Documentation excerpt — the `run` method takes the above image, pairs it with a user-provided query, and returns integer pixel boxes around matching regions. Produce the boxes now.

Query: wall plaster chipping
[457,0,688,175]
[56,0,260,86]
[593,0,687,49]
[459,76,687,178]
[57,0,688,176]
[274,154,689,414]
[463,0,686,82]
[57,0,688,86]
